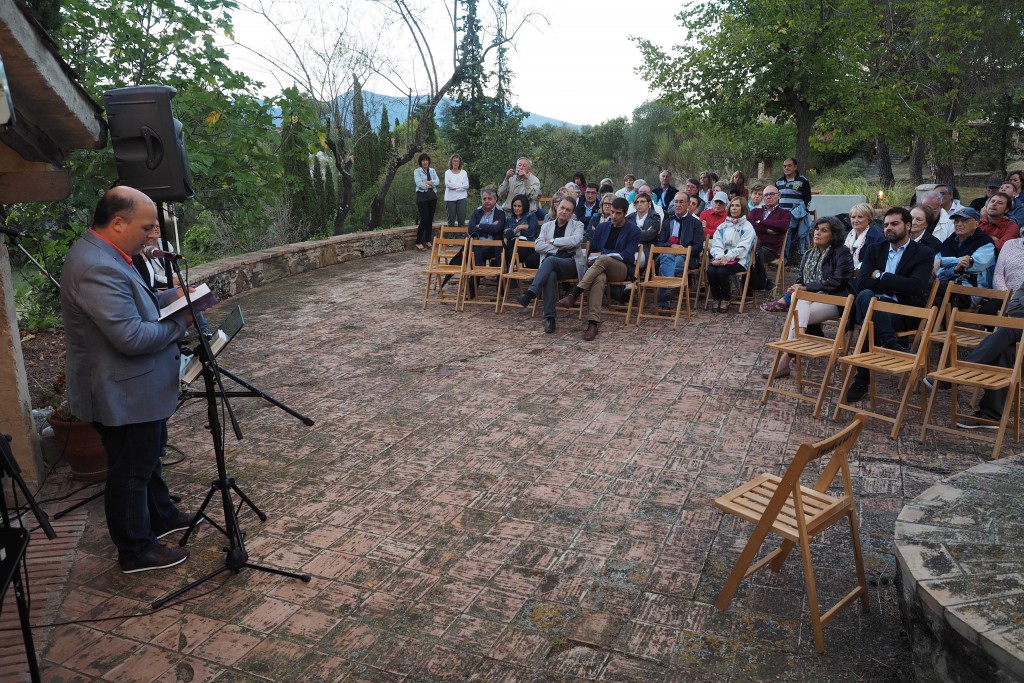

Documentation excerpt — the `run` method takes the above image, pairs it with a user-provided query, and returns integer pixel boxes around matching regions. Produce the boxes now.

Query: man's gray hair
[481,185,498,198]
[922,190,942,205]
[518,157,532,169]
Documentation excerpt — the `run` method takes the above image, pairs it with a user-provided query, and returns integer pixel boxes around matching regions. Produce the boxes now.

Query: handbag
[417,188,437,203]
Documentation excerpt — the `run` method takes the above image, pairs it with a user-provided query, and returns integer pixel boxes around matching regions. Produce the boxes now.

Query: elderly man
[845,207,935,402]
[652,170,678,213]
[656,193,703,309]
[748,185,792,290]
[557,197,642,341]
[518,197,585,333]
[498,157,541,212]
[921,189,954,241]
[61,186,195,573]
[933,207,995,289]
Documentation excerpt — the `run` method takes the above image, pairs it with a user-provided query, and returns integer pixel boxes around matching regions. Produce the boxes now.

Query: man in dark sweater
[558,197,642,341]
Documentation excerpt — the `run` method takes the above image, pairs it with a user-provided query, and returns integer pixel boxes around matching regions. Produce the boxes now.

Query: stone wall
[187,225,419,301]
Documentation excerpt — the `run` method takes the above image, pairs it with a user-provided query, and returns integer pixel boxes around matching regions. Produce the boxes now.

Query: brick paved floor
[9,250,1004,681]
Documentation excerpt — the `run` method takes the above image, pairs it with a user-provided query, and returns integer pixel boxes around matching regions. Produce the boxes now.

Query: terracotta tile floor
[4,250,1003,681]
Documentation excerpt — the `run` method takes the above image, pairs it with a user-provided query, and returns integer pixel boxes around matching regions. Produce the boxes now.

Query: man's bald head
[92,186,159,255]
[93,186,154,230]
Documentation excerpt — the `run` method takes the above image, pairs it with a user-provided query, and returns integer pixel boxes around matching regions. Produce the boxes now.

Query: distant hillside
[349,91,581,131]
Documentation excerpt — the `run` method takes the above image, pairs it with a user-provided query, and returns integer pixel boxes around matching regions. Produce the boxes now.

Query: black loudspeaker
[103,85,194,203]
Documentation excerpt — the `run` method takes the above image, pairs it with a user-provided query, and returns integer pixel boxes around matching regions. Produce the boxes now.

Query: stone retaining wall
[187,224,420,300]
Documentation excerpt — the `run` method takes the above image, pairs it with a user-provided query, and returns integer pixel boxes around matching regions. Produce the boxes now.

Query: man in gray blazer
[60,186,195,573]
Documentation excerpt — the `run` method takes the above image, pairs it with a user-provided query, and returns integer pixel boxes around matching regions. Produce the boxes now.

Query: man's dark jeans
[95,420,179,560]
[966,325,1022,416]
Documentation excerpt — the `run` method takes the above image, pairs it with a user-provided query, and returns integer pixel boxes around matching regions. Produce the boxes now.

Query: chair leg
[919,374,941,444]
[798,533,827,654]
[890,370,919,440]
[635,287,647,327]
[833,364,857,421]
[992,391,1015,459]
[761,352,782,405]
[715,523,775,611]
[846,509,870,613]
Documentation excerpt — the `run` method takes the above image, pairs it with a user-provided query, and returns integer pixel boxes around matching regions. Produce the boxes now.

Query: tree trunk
[997,92,1013,177]
[933,164,954,186]
[876,137,894,190]
[792,98,813,171]
[367,71,461,230]
[324,123,355,236]
[909,136,926,185]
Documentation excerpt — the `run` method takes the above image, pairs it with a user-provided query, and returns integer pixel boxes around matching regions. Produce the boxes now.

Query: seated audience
[572,172,586,196]
[517,197,585,333]
[652,170,678,212]
[615,174,636,200]
[575,183,602,225]
[557,197,642,341]
[909,205,942,252]
[933,207,995,290]
[997,181,1024,227]
[586,195,615,242]
[700,191,730,238]
[969,175,1003,212]
[748,185,792,290]
[983,236,1024,315]
[979,191,1018,250]
[748,184,765,212]
[920,190,954,241]
[632,183,664,219]
[655,193,704,309]
[628,192,662,264]
[957,280,1024,427]
[844,203,884,272]
[697,172,713,203]
[599,178,615,196]
[731,170,749,199]
[759,217,854,376]
[844,207,934,402]
[685,179,706,214]
[503,194,540,271]
[706,197,755,312]
[687,194,702,218]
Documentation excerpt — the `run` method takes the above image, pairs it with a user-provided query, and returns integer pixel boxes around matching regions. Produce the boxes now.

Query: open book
[159,283,217,320]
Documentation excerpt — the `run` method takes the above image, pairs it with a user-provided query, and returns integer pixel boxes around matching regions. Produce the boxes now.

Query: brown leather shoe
[557,293,577,308]
[583,322,599,341]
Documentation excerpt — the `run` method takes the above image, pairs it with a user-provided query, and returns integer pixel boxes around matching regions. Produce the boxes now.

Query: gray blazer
[534,217,584,264]
[60,231,187,426]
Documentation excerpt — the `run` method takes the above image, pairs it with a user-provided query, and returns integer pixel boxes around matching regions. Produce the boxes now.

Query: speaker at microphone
[103,85,195,203]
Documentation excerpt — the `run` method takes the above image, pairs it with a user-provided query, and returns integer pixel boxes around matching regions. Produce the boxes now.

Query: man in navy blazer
[655,193,703,308]
[845,206,935,402]
[61,186,195,574]
[557,197,641,341]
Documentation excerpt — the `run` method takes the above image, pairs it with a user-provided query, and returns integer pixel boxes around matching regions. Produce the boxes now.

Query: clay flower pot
[45,411,107,482]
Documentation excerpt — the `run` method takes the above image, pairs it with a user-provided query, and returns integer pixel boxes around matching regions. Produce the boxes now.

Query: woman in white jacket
[444,154,470,227]
[707,197,756,312]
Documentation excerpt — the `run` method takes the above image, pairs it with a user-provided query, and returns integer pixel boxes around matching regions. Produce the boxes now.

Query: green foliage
[352,76,381,196]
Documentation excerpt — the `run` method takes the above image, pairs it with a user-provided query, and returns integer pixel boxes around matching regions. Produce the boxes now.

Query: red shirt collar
[90,229,133,265]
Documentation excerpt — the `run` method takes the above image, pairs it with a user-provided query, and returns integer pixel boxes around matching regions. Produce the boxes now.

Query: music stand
[1,434,57,683]
[152,243,311,609]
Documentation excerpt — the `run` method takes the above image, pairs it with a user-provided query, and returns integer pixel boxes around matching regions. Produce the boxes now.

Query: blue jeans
[656,253,698,305]
[529,255,577,318]
[95,420,179,559]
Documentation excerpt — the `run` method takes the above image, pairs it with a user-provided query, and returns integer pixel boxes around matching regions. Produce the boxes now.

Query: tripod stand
[153,241,311,609]
[0,434,57,683]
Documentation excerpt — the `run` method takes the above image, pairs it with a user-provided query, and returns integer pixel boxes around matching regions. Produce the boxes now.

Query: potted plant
[43,375,107,482]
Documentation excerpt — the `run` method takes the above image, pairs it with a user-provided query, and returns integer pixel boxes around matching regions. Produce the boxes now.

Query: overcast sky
[223,0,688,127]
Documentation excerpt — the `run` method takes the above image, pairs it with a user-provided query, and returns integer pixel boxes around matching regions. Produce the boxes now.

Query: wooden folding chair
[715,415,870,654]
[702,238,759,313]
[423,235,468,309]
[593,248,642,325]
[920,309,1024,459]
[895,279,940,352]
[497,240,538,314]
[689,236,711,309]
[635,245,692,329]
[925,282,1011,357]
[772,229,790,294]
[833,298,938,439]
[461,238,504,311]
[762,290,855,417]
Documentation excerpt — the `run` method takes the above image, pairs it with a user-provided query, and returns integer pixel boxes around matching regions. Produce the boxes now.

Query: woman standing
[707,197,755,312]
[843,203,883,272]
[731,170,750,199]
[776,157,813,263]
[759,217,854,377]
[444,154,469,227]
[414,153,440,250]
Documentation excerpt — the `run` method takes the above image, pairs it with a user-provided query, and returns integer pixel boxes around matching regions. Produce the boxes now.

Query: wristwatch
[872,270,882,279]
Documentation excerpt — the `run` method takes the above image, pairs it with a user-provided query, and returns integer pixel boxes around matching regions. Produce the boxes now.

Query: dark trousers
[95,420,179,560]
[529,255,578,318]
[966,325,1021,416]
[416,198,436,245]
[706,262,747,301]
[852,290,911,384]
[750,245,779,290]
[503,230,538,271]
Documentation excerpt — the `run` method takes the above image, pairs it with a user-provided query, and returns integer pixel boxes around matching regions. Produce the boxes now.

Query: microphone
[0,226,25,238]
[143,245,185,261]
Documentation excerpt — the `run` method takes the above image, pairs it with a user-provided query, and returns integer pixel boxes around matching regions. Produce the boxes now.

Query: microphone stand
[0,434,57,683]
[153,207,309,609]
[0,226,60,291]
